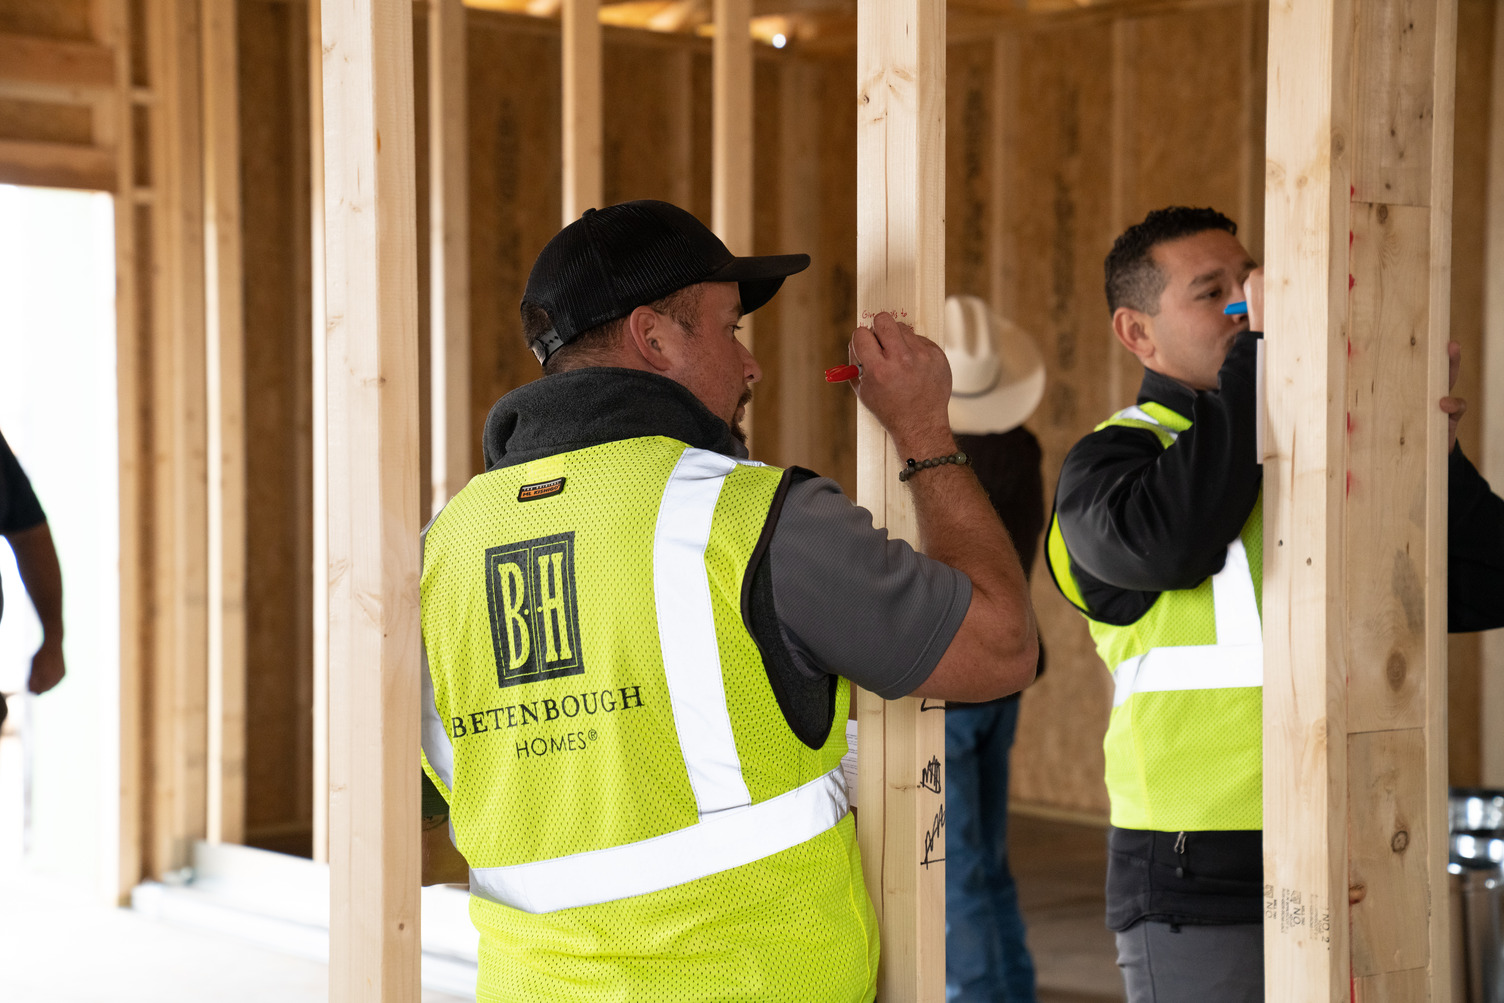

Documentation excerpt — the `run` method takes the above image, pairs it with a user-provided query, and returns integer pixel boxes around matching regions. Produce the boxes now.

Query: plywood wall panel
[1128,5,1250,224]
[753,53,857,490]
[465,13,560,451]
[947,39,995,300]
[602,39,710,210]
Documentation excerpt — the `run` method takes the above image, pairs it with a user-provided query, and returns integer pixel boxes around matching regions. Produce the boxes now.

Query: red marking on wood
[1347,413,1353,435]
[1350,184,1356,199]
[1349,274,1355,290]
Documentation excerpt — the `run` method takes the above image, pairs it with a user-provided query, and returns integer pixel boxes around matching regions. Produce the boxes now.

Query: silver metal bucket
[1451,788,1504,1003]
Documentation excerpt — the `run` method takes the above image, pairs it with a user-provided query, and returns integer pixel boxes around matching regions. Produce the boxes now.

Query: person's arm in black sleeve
[1448,444,1504,633]
[1054,331,1263,594]
[0,430,64,694]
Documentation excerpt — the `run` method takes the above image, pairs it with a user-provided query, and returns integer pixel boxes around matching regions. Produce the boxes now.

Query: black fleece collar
[1136,366,1198,417]
[481,368,749,471]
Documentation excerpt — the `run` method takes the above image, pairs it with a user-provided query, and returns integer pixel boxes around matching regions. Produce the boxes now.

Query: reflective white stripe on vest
[1112,538,1262,707]
[418,518,457,792]
[654,447,753,815]
[1117,406,1180,439]
[469,766,850,914]
[420,638,455,790]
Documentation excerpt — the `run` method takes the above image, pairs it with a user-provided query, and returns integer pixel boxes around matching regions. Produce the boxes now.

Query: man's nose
[741,340,763,384]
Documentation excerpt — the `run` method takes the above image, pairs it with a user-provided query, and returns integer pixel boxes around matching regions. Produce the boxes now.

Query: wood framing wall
[205,0,1504,842]
[6,0,1502,888]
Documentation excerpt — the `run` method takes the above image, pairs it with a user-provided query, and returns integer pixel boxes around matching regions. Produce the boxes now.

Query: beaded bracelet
[898,450,969,482]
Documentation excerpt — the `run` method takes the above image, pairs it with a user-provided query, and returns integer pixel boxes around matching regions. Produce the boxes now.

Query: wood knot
[1386,651,1407,691]
[1391,830,1410,853]
[1349,883,1366,904]
[1377,204,1388,222]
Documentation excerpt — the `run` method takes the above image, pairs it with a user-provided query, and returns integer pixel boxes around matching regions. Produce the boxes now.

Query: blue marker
[1224,301,1249,316]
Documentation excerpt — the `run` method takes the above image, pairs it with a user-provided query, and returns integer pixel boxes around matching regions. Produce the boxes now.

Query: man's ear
[625,306,675,373]
[1112,307,1156,366]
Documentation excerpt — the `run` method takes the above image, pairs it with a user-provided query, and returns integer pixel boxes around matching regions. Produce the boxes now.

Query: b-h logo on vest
[484,531,585,688]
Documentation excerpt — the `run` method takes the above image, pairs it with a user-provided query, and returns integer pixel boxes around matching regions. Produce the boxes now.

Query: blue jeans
[945,697,1037,1003]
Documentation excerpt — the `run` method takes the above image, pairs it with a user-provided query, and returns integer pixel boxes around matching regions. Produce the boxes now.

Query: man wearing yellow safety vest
[1045,206,1504,1003]
[418,199,1039,1002]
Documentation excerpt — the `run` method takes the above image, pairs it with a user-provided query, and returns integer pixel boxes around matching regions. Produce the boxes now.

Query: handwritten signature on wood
[920,803,945,868]
[919,755,942,794]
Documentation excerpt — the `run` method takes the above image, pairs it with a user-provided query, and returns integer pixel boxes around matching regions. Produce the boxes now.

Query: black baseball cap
[521,199,810,364]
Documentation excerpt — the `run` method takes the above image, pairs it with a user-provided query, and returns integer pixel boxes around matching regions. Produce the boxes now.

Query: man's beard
[730,386,753,445]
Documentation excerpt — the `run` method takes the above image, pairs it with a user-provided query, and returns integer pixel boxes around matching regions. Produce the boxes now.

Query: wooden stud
[104,0,144,905]
[146,0,209,879]
[713,0,753,439]
[201,0,247,848]
[0,138,116,192]
[318,0,423,997]
[429,0,472,510]
[561,0,602,221]
[712,0,752,253]
[0,32,116,90]
[1262,0,1455,997]
[287,0,319,853]
[854,2,946,999]
[1481,0,1504,787]
[309,0,331,866]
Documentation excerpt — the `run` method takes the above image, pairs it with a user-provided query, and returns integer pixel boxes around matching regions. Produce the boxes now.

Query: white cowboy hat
[941,294,1046,435]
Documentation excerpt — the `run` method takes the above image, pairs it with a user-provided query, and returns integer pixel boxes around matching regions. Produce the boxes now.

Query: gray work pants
[1115,920,1264,1003]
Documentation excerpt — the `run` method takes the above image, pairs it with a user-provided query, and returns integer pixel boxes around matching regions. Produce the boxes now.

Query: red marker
[825,364,862,383]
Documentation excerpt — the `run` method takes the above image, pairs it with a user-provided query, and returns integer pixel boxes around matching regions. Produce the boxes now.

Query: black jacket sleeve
[1449,445,1504,633]
[1053,333,1263,623]
[0,429,45,535]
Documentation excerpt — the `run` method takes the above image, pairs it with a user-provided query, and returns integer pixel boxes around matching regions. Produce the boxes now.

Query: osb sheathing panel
[238,0,314,853]
[466,14,561,455]
[993,20,1120,817]
[753,55,859,489]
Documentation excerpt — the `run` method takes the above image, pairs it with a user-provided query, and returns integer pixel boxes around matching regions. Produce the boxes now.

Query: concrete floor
[0,813,1119,1003]
[1013,813,1125,1002]
[0,704,1118,1001]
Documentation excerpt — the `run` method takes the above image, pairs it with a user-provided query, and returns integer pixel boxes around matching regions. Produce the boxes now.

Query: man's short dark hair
[1104,207,1238,315]
[527,284,705,375]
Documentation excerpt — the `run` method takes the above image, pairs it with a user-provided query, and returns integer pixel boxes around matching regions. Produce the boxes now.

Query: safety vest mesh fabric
[1044,403,1264,831]
[420,435,877,1003]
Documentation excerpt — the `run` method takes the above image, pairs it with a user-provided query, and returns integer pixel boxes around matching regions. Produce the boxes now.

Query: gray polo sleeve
[767,474,972,699]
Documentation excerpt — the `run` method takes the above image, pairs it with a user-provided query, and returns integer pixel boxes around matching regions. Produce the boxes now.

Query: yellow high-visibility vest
[421,435,877,1002]
[1046,403,1263,831]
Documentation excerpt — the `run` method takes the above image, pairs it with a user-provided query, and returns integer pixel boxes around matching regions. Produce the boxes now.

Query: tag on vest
[518,477,566,502]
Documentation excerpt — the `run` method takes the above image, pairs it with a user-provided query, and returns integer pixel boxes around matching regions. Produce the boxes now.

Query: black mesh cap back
[521,199,809,364]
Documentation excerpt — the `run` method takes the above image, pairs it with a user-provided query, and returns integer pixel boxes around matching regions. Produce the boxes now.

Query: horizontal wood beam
[0,138,116,191]
[0,32,116,90]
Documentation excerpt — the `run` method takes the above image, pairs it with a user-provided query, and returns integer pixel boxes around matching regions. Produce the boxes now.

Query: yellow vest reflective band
[421,435,876,1001]
[1045,402,1264,831]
